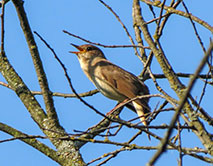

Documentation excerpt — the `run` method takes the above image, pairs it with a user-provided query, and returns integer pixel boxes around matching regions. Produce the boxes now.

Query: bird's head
[70,44,106,60]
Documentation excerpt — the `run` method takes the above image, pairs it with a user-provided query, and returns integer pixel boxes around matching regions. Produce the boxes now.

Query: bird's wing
[98,59,149,102]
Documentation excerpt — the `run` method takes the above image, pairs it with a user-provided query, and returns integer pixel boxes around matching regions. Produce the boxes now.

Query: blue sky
[0,0,212,166]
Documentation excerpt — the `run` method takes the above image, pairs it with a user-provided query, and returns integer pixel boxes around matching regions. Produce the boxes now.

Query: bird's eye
[86,47,93,51]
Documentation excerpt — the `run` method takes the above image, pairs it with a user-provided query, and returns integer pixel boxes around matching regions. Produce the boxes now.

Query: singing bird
[71,44,150,126]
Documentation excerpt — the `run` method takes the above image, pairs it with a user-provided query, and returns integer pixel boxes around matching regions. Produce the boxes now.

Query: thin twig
[153,73,212,79]
[157,0,182,37]
[196,70,211,112]
[155,0,166,36]
[98,0,135,45]
[63,30,149,49]
[181,1,206,53]
[0,81,99,97]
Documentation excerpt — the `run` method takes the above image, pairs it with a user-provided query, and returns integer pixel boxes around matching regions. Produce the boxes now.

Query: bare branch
[11,0,59,122]
[63,30,149,49]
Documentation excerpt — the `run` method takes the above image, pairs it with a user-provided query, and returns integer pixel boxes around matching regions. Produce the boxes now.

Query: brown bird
[71,44,150,126]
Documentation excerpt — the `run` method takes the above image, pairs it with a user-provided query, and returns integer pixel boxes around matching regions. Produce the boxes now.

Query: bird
[70,44,151,126]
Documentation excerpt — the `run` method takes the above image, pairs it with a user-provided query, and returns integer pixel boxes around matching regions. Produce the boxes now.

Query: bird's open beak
[70,44,85,55]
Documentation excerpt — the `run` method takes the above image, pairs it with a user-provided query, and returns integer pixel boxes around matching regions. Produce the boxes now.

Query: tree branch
[11,0,58,122]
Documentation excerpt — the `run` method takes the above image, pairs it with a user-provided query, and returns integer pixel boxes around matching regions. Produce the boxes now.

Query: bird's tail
[132,101,151,140]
